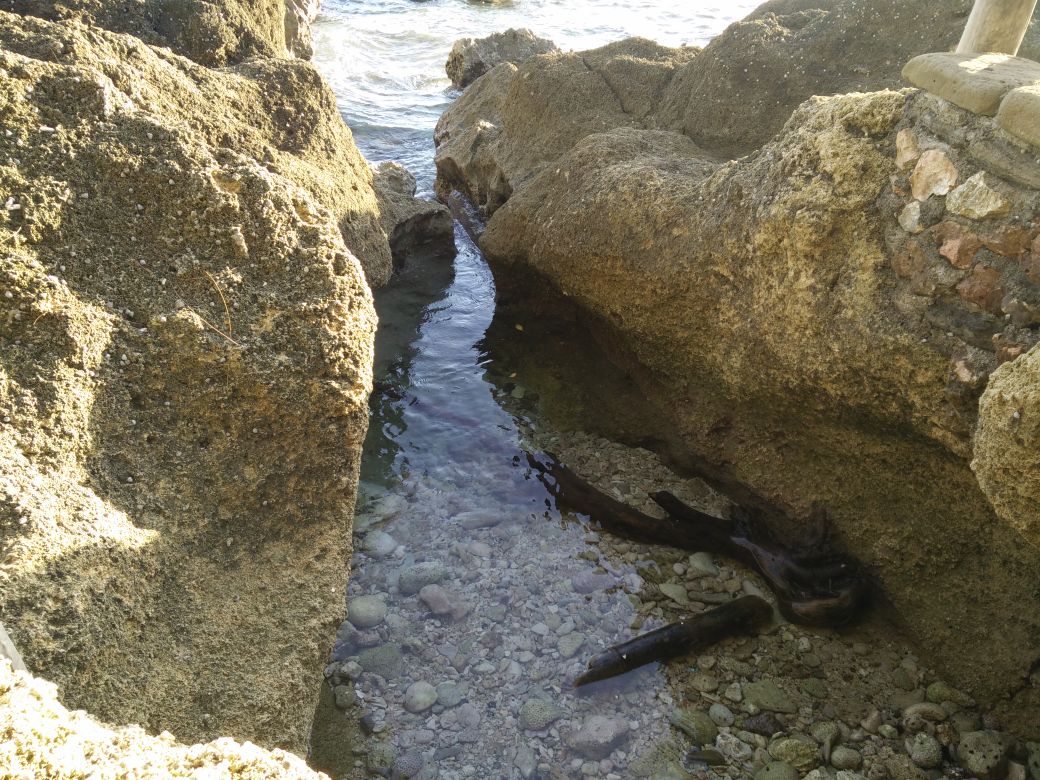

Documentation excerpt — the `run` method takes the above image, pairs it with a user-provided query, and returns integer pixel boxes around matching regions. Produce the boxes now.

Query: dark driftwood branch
[573,595,772,687]
[525,450,869,627]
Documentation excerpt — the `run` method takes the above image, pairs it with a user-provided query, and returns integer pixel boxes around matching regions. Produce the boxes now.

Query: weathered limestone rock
[998,84,1040,149]
[438,0,1040,206]
[285,0,321,59]
[438,73,1040,734]
[5,0,293,65]
[0,662,326,779]
[656,0,1032,158]
[947,172,1013,220]
[902,52,1040,116]
[446,28,559,89]
[974,344,1040,550]
[0,11,377,753]
[910,149,958,200]
[372,162,455,263]
[6,7,393,286]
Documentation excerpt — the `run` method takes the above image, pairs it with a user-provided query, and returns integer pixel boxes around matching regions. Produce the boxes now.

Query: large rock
[435,38,697,211]
[0,10,376,752]
[5,8,394,286]
[0,661,326,778]
[974,344,1040,550]
[436,0,1040,199]
[437,38,1040,733]
[446,28,559,89]
[372,161,455,263]
[3,0,319,65]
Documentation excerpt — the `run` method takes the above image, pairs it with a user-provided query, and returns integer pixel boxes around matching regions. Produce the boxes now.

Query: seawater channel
[306,3,912,779]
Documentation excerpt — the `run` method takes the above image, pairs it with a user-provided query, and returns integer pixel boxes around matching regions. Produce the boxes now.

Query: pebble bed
[326,414,1039,779]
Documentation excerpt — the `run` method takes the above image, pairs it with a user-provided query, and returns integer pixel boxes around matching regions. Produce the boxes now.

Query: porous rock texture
[3,0,319,64]
[435,4,1040,736]
[0,661,327,778]
[446,27,559,89]
[0,8,378,757]
[372,161,455,262]
[974,344,1040,552]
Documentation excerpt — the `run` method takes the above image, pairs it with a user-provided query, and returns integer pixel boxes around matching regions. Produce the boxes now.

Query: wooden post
[957,0,1038,55]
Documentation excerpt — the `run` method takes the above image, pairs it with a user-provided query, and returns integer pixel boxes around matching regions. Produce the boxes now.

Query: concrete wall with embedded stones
[881,91,1040,437]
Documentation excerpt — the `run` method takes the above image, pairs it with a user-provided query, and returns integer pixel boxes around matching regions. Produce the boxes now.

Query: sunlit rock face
[0,10,377,752]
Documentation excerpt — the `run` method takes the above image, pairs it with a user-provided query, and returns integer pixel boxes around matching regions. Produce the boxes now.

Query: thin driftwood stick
[573,595,773,687]
[526,450,869,627]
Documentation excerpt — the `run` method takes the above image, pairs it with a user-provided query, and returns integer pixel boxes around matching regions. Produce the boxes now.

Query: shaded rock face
[446,27,559,89]
[0,10,376,753]
[0,661,327,778]
[436,24,1040,733]
[3,0,318,65]
[372,162,456,264]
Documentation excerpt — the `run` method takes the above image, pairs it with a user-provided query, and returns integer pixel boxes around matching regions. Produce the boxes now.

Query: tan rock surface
[440,80,1040,734]
[446,27,559,89]
[902,52,1040,116]
[0,661,327,778]
[4,0,304,65]
[947,172,1013,220]
[974,344,1040,551]
[0,11,376,752]
[910,149,959,200]
[998,83,1040,149]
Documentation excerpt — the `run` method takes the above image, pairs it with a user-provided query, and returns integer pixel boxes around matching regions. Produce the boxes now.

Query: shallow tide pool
[308,3,825,778]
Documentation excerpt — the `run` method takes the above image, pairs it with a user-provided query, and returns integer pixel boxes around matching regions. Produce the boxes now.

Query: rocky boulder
[435,38,698,212]
[372,161,456,262]
[436,1,1040,199]
[974,343,1040,551]
[0,10,376,752]
[446,27,559,89]
[0,661,327,778]
[3,0,321,65]
[437,33,1040,734]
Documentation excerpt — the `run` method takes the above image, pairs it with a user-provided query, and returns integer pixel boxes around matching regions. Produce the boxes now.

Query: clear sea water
[310,3,763,777]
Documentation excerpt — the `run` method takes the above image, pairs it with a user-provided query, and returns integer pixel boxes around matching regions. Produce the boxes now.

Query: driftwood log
[525,450,869,627]
[573,595,772,687]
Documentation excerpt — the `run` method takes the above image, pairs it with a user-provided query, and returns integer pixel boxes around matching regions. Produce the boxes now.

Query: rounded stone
[347,595,387,629]
[436,681,465,707]
[906,732,942,769]
[398,562,449,595]
[519,698,563,731]
[403,681,437,713]
[357,644,403,679]
[392,752,423,778]
[769,736,821,772]
[831,746,863,770]
[709,702,735,727]
[669,708,717,745]
[362,530,397,558]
